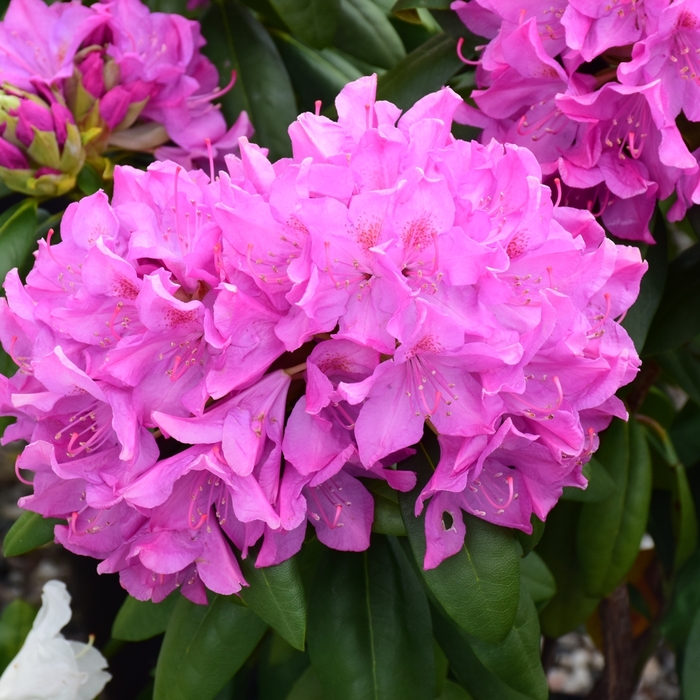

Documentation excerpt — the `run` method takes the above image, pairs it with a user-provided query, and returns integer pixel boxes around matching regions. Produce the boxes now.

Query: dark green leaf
[536,501,600,638]
[399,446,520,644]
[514,515,544,556]
[258,632,309,700]
[671,401,700,466]
[3,511,62,557]
[561,457,617,503]
[273,31,361,114]
[657,345,700,406]
[76,163,103,196]
[576,418,652,597]
[307,536,434,700]
[334,0,406,70]
[286,666,324,700]
[665,548,700,647]
[392,0,450,10]
[519,552,556,609]
[201,1,297,160]
[154,594,268,700]
[683,609,700,700]
[0,199,38,287]
[644,241,700,355]
[112,593,178,641]
[622,213,667,352]
[269,0,340,48]
[0,599,36,675]
[433,585,548,700]
[377,34,463,111]
[240,556,306,651]
[438,680,475,700]
[366,480,406,536]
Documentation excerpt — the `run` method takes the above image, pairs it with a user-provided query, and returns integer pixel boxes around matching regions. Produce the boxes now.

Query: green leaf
[258,632,309,700]
[201,0,297,160]
[154,594,268,700]
[519,552,555,609]
[392,0,451,10]
[622,213,667,352]
[377,33,463,111]
[371,492,406,535]
[656,344,700,406]
[664,548,700,648]
[671,401,700,466]
[438,680,475,700]
[536,501,600,638]
[0,199,38,288]
[433,585,548,700]
[76,163,103,196]
[286,666,324,700]
[307,535,434,700]
[3,511,62,557]
[398,445,520,644]
[112,593,178,641]
[576,418,652,597]
[514,515,544,557]
[334,0,406,70]
[273,31,361,114]
[683,608,700,700]
[240,556,306,651]
[269,0,340,48]
[0,599,36,675]
[644,241,700,355]
[561,457,617,503]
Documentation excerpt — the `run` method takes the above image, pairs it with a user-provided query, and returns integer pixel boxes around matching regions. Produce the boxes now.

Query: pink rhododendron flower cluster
[452,0,700,242]
[0,75,645,603]
[0,0,250,196]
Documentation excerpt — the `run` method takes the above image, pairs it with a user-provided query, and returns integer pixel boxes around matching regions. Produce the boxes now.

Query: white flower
[0,580,111,700]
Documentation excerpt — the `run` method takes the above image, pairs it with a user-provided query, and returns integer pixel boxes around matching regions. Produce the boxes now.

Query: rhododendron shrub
[451,0,700,242]
[0,0,250,197]
[0,75,645,609]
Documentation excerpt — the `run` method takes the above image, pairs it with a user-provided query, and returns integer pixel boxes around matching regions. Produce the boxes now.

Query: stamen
[205,138,215,182]
[14,459,33,485]
[456,37,480,65]
[552,177,562,208]
[187,70,237,106]
[314,100,322,116]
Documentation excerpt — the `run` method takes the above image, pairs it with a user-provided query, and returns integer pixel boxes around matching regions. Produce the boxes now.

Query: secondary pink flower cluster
[453,0,700,242]
[0,76,645,602]
[0,0,250,196]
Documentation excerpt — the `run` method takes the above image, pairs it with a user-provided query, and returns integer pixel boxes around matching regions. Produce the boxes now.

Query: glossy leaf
[656,345,700,406]
[0,599,36,675]
[514,515,544,557]
[273,31,362,114]
[154,594,268,700]
[377,33,463,110]
[334,0,405,70]
[664,548,700,648]
[671,401,700,467]
[269,0,340,48]
[644,241,700,355]
[433,586,548,700]
[438,681,475,700]
[258,632,309,700]
[622,212,667,352]
[112,593,178,641]
[392,0,451,10]
[307,535,434,700]
[367,479,406,536]
[0,199,38,287]
[519,552,556,609]
[683,609,700,700]
[536,501,600,638]
[286,666,324,700]
[240,556,307,651]
[398,447,520,644]
[201,0,297,160]
[576,418,652,597]
[561,457,616,503]
[3,511,62,557]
